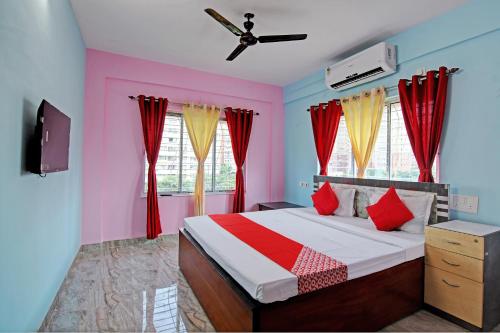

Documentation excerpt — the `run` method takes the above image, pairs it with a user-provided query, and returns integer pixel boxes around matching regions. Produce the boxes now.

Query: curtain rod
[385,67,460,90]
[306,67,460,111]
[128,96,260,116]
[306,100,341,112]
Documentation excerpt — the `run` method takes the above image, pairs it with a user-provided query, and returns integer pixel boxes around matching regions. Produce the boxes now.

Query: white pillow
[368,191,434,234]
[398,196,434,233]
[332,187,356,217]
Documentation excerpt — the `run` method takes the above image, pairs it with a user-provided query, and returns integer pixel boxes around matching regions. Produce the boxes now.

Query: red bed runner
[208,213,348,294]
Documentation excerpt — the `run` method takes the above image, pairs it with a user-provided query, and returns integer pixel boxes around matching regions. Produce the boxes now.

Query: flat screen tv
[28,100,71,174]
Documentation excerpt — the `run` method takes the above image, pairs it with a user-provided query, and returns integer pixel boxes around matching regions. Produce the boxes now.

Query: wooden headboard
[313,175,450,224]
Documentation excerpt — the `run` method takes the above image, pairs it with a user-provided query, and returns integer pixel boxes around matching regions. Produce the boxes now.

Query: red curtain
[398,66,449,183]
[225,107,253,213]
[138,95,168,239]
[310,100,342,175]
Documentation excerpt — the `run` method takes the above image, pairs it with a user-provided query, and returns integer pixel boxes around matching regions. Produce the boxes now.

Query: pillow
[332,187,356,217]
[311,181,339,215]
[369,191,434,234]
[354,190,370,219]
[398,196,434,233]
[366,187,414,231]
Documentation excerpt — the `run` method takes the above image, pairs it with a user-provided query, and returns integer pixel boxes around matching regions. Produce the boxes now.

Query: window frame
[326,97,439,182]
[143,111,240,196]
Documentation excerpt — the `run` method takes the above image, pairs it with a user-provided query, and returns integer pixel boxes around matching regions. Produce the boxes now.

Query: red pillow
[311,182,339,215]
[366,187,414,231]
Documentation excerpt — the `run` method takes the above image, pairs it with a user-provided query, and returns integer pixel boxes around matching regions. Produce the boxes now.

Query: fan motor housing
[240,32,257,46]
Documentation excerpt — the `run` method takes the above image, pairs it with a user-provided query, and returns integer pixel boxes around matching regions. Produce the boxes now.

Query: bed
[179,176,450,331]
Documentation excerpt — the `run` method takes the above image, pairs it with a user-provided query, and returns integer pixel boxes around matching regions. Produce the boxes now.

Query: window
[365,108,388,179]
[145,112,237,194]
[214,121,237,191]
[329,117,354,177]
[328,99,437,182]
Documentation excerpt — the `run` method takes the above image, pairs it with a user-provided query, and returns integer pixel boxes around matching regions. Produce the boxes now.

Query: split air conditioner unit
[325,42,396,91]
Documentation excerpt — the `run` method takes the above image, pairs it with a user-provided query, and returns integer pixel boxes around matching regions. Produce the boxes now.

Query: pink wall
[82,49,284,244]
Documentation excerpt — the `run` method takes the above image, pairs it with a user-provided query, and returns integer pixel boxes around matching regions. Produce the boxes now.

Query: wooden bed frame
[180,230,423,331]
[179,176,449,331]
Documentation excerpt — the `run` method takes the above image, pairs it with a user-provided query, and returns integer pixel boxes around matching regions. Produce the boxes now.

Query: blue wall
[284,0,500,226]
[0,0,85,330]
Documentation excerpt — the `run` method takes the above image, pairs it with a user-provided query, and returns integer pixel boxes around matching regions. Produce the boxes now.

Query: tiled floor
[40,235,492,332]
[40,235,213,332]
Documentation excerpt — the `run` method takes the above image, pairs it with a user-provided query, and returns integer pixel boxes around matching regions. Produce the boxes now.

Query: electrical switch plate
[450,194,479,214]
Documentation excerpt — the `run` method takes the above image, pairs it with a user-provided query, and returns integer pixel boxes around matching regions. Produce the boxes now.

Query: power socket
[299,181,309,188]
[450,194,479,214]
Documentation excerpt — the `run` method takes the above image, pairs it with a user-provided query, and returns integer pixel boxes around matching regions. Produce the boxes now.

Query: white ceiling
[70,0,467,86]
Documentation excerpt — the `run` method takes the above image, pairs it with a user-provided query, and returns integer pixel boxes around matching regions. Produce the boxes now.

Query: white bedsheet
[183,207,424,303]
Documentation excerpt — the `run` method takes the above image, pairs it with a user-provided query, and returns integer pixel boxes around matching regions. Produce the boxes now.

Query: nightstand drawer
[425,245,483,282]
[425,265,483,327]
[425,227,484,259]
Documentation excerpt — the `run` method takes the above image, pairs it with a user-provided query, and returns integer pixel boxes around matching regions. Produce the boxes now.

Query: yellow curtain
[341,87,385,178]
[183,104,220,216]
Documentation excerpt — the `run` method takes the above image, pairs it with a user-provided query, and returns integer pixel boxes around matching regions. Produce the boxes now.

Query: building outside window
[145,112,237,194]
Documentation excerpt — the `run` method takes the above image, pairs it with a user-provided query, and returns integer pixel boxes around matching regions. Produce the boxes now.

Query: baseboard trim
[80,234,176,252]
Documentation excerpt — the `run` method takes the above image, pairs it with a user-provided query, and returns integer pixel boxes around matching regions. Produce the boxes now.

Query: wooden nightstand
[258,201,304,211]
[424,220,500,331]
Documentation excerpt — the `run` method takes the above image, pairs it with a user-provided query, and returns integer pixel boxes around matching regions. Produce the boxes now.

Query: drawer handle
[442,259,461,267]
[442,279,460,288]
[446,240,461,246]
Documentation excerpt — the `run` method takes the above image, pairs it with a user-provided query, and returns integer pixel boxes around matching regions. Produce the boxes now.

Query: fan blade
[258,34,307,43]
[226,44,248,61]
[205,8,243,36]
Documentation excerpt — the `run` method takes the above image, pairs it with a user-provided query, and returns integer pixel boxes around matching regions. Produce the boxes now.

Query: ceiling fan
[205,8,308,61]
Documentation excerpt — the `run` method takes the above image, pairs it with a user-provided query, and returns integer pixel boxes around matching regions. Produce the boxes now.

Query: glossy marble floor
[40,235,214,332]
[40,235,494,332]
